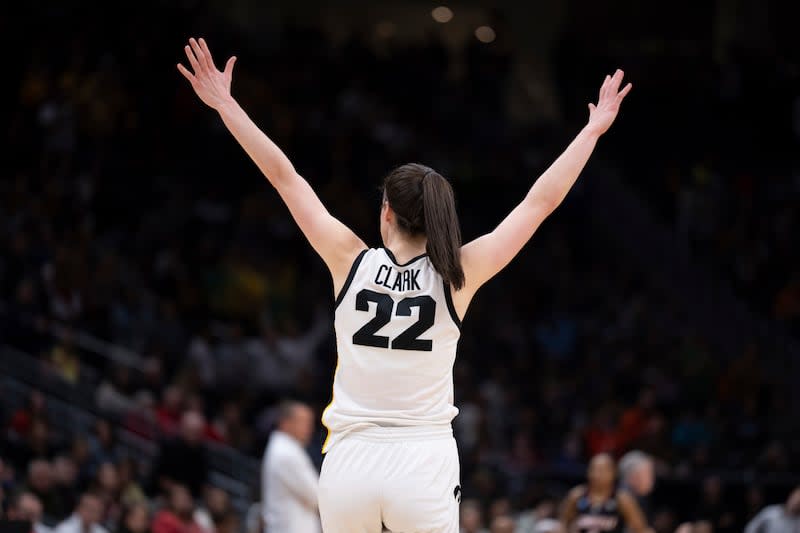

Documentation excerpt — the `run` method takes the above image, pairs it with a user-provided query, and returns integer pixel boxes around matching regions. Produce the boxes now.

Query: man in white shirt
[53,492,108,533]
[745,486,800,533]
[262,400,320,533]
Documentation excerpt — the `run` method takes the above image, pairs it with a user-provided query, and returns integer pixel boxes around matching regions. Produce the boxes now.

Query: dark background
[1,0,798,532]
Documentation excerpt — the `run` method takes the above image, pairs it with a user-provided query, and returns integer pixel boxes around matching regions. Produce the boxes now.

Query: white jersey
[322,248,461,452]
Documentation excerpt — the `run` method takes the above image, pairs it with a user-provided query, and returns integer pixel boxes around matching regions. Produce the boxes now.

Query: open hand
[586,69,632,136]
[177,37,237,110]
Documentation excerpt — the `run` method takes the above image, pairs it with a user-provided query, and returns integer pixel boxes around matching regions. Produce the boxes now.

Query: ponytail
[421,172,465,290]
[383,163,465,290]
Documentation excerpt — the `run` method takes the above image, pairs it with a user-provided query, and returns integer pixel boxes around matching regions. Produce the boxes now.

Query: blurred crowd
[0,392,243,533]
[554,5,800,332]
[2,2,799,532]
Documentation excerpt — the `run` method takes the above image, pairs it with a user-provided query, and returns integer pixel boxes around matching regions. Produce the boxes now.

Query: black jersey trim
[382,247,428,267]
[443,281,462,329]
[334,249,368,309]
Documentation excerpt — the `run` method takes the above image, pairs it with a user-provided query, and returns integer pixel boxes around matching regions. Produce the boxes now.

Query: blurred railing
[0,300,143,370]
[0,344,260,514]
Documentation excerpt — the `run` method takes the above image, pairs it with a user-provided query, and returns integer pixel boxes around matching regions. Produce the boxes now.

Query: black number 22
[352,289,435,351]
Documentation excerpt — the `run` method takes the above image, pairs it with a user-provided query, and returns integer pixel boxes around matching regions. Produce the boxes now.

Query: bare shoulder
[567,485,586,501]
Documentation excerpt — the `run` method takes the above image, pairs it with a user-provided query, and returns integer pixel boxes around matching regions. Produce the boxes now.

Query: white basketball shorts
[318,425,460,533]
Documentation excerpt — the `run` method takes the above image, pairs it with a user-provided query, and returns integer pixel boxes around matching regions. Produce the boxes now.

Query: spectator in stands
[123,392,158,441]
[95,366,136,417]
[744,486,800,533]
[195,486,232,532]
[68,438,91,491]
[695,475,736,533]
[213,511,239,533]
[47,332,81,385]
[87,421,119,476]
[155,386,184,437]
[244,321,289,396]
[619,451,655,518]
[25,421,57,468]
[489,515,515,533]
[261,400,319,533]
[6,415,56,472]
[214,324,251,397]
[117,503,150,533]
[25,460,68,522]
[185,328,215,394]
[116,458,146,508]
[91,462,121,526]
[152,411,208,498]
[51,456,78,519]
[489,499,513,525]
[151,484,207,533]
[140,358,165,398]
[460,499,487,533]
[53,492,107,533]
[584,407,619,457]
[211,402,252,453]
[6,491,51,533]
[8,391,47,439]
[180,395,223,443]
[515,497,559,533]
[618,389,656,451]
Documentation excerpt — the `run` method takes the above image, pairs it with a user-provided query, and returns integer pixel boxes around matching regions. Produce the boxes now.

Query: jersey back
[575,491,624,533]
[322,248,461,452]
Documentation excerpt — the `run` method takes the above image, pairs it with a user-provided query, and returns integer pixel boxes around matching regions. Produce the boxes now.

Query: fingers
[609,69,624,93]
[599,69,629,104]
[184,45,201,74]
[588,103,596,113]
[176,63,196,83]
[198,38,217,71]
[189,38,212,73]
[224,56,237,78]
[600,74,611,101]
[617,82,633,102]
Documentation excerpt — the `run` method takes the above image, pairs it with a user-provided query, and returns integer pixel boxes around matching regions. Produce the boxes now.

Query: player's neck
[587,486,614,502]
[384,232,427,264]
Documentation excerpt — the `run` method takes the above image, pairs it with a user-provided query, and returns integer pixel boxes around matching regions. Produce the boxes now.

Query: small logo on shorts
[454,485,462,503]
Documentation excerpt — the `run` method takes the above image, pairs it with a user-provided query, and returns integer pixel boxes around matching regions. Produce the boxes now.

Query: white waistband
[344,424,453,442]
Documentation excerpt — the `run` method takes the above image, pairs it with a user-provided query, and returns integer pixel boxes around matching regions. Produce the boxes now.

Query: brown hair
[383,163,465,290]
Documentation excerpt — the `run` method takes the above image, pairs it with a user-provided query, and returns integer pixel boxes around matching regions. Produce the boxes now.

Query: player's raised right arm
[177,37,366,289]
[559,486,583,533]
[455,70,631,313]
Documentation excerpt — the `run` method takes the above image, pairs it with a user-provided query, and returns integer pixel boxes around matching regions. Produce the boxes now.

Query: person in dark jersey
[560,454,649,533]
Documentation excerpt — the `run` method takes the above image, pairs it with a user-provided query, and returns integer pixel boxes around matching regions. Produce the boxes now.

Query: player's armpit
[273,173,367,290]
[451,198,550,316]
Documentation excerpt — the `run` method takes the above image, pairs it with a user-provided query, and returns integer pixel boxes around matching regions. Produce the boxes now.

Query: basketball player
[560,454,649,533]
[178,37,632,533]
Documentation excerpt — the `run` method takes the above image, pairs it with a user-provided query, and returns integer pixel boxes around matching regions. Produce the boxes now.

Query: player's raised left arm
[559,486,584,533]
[177,38,366,291]
[460,70,631,294]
